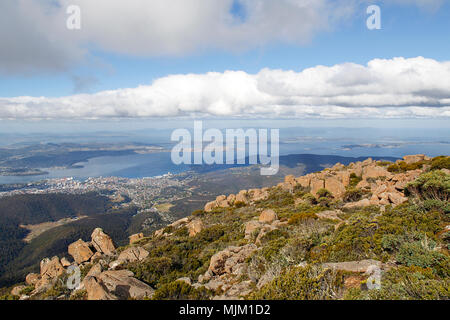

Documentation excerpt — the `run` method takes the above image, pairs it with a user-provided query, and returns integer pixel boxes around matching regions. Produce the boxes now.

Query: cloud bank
[1,57,449,120]
[0,0,444,74]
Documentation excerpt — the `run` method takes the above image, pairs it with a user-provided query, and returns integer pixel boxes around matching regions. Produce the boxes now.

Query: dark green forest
[0,193,136,287]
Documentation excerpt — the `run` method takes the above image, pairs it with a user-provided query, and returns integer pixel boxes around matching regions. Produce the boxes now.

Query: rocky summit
[4,155,450,300]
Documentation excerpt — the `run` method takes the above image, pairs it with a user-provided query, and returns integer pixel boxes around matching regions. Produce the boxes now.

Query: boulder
[325,177,346,198]
[331,163,345,171]
[370,194,380,205]
[11,285,27,296]
[356,180,370,190]
[343,198,371,209]
[40,257,64,279]
[118,246,149,263]
[60,257,71,267]
[244,220,262,239]
[86,263,103,278]
[336,171,350,187]
[387,192,408,206]
[362,165,390,180]
[350,162,363,176]
[97,270,155,300]
[284,175,297,186]
[216,195,229,208]
[279,182,293,192]
[235,190,249,204]
[227,194,236,205]
[316,210,342,221]
[129,233,144,245]
[216,195,227,202]
[176,277,192,286]
[83,276,117,300]
[204,201,217,212]
[68,239,94,264]
[296,176,311,188]
[323,259,383,273]
[373,184,387,196]
[187,219,203,237]
[403,154,426,164]
[90,252,103,262]
[25,273,40,286]
[208,244,257,276]
[170,217,189,228]
[259,209,278,224]
[249,189,269,201]
[91,228,115,255]
[310,178,325,196]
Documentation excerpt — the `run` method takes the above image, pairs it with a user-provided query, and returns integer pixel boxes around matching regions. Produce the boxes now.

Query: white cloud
[1,0,445,74]
[1,57,449,119]
[0,0,355,73]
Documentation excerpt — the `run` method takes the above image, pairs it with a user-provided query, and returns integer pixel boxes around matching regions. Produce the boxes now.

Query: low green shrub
[349,173,362,188]
[406,170,449,201]
[153,280,212,300]
[396,240,450,277]
[342,188,363,203]
[430,156,450,170]
[248,265,344,300]
[345,266,450,300]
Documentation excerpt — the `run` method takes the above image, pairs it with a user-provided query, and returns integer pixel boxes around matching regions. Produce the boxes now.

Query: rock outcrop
[117,246,149,263]
[258,209,278,224]
[96,270,154,300]
[91,228,115,255]
[129,233,144,245]
[187,219,203,237]
[68,239,94,264]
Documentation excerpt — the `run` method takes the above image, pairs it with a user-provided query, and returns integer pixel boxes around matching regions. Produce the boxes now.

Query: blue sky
[1,1,449,98]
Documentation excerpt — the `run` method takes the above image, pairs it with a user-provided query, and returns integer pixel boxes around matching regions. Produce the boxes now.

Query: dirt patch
[20,216,88,242]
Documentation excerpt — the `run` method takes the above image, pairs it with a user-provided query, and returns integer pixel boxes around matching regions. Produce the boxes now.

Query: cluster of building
[0,174,191,211]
